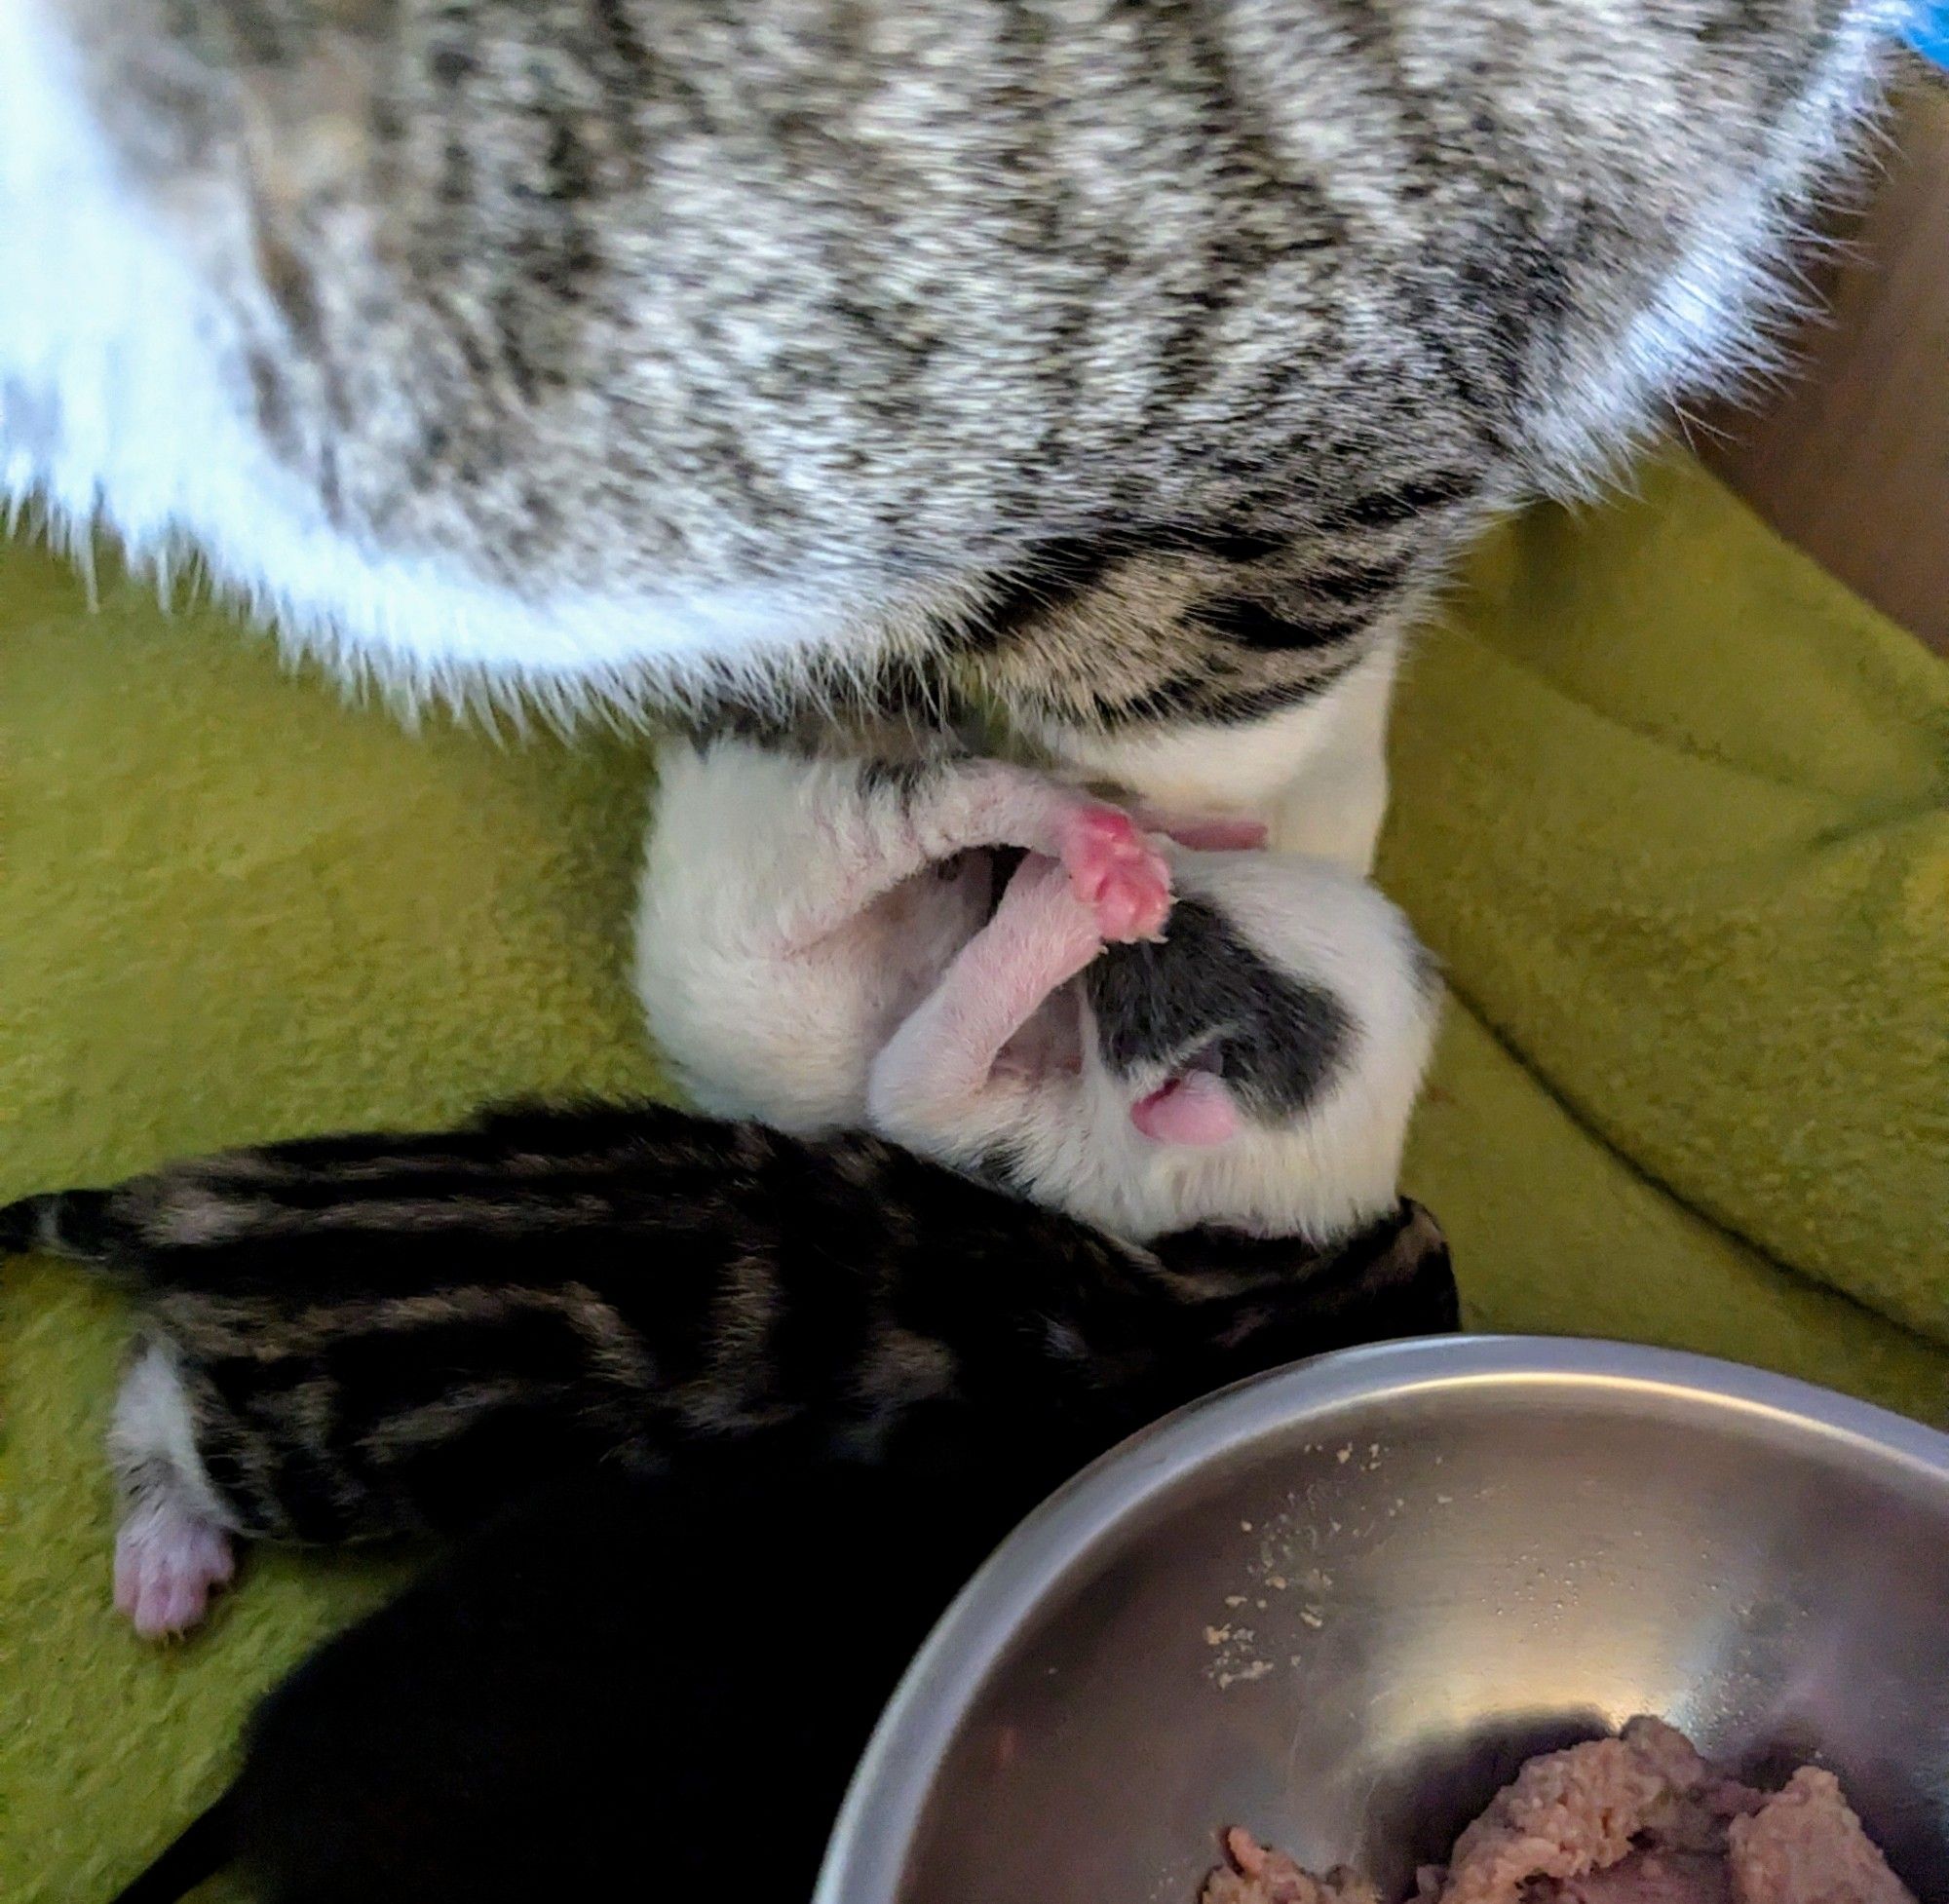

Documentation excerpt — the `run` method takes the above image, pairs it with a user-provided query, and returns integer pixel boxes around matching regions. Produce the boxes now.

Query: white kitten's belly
[642,871,989,1137]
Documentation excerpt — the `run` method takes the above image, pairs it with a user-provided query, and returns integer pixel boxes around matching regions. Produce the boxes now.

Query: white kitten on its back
[637,738,1175,1136]
[634,737,1439,1245]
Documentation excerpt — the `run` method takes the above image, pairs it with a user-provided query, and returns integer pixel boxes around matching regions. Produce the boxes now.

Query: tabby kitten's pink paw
[114,1502,237,1639]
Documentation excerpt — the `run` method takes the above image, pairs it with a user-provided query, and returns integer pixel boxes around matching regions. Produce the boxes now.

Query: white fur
[106,1337,240,1635]
[107,1337,237,1532]
[634,738,1438,1243]
[1034,636,1404,875]
[636,741,1002,1132]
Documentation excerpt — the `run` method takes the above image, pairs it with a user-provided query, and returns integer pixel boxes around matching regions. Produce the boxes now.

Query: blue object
[1908,2,1949,67]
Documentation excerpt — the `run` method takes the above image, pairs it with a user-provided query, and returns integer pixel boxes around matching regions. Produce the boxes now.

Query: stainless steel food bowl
[818,1337,1949,1903]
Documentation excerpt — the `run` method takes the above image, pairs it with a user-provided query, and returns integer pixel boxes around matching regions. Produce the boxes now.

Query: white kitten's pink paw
[1059,805,1171,941]
[114,1504,237,1639]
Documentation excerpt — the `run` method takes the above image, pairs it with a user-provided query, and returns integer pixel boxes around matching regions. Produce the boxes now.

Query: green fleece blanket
[2,455,1944,1900]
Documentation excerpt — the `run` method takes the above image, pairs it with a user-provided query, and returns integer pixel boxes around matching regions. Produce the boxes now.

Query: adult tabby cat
[0,1,1910,860]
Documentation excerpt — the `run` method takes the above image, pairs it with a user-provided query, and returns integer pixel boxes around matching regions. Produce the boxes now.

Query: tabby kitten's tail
[0,1189,115,1261]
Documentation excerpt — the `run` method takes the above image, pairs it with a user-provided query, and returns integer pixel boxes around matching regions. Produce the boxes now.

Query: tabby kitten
[1,2,1911,862]
[1,1099,1454,1635]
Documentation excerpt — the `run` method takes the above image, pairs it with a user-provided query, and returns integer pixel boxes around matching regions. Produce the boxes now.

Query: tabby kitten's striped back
[3,1099,1452,1631]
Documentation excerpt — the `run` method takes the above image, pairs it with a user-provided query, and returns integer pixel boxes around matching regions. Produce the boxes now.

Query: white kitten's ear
[1130,1073,1242,1146]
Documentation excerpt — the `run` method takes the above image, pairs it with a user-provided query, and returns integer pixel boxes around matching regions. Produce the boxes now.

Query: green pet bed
[2,454,1945,1899]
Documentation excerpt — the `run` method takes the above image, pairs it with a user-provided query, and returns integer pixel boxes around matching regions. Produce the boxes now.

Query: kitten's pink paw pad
[115,1511,236,1639]
[1060,806,1171,941]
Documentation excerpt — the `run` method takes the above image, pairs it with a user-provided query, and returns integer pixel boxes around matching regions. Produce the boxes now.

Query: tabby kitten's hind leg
[109,1341,239,1639]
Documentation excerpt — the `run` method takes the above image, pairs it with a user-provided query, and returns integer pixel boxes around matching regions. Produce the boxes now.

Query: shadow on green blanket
[1,454,1943,1901]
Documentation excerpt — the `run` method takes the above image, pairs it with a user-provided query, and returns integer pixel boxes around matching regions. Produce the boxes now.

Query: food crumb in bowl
[1203,1717,1916,1904]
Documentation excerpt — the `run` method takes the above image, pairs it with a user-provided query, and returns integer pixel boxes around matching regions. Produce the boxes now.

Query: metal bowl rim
[814,1333,1949,1904]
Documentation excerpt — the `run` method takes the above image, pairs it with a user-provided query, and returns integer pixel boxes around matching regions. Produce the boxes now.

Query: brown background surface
[1705,61,1948,656]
